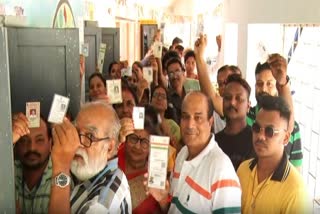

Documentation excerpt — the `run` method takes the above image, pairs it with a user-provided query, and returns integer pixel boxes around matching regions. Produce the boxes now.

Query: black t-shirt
[215,125,255,170]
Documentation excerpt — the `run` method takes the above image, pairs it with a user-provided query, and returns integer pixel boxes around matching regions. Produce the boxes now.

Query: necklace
[251,169,271,209]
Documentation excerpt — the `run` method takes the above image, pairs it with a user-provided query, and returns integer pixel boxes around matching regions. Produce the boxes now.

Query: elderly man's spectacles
[78,133,110,148]
[126,133,150,149]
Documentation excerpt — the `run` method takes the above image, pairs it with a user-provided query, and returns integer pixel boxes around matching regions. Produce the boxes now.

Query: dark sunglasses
[252,122,286,138]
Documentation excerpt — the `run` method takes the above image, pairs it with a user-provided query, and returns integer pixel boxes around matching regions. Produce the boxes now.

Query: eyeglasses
[168,70,183,79]
[252,122,286,138]
[126,133,150,149]
[78,133,110,148]
[153,92,167,100]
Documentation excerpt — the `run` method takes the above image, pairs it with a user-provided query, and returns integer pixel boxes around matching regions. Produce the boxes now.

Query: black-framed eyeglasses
[126,133,150,149]
[252,122,286,138]
[78,133,110,148]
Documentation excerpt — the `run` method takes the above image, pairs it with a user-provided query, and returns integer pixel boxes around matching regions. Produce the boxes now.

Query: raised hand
[51,118,80,171]
[12,113,29,144]
[267,53,288,86]
[194,33,207,58]
[119,118,135,143]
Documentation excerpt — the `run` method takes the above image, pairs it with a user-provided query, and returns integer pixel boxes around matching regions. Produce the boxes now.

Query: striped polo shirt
[15,158,52,214]
[237,152,311,214]
[247,105,303,167]
[70,158,132,213]
[168,135,241,214]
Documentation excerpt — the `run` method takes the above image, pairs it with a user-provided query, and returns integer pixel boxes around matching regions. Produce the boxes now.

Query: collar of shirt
[182,134,216,168]
[249,151,290,182]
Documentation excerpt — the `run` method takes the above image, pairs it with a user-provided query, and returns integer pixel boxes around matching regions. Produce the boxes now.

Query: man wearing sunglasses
[48,102,131,213]
[237,95,310,213]
[247,61,303,171]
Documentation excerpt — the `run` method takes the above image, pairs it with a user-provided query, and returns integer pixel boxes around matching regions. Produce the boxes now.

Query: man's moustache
[24,151,41,158]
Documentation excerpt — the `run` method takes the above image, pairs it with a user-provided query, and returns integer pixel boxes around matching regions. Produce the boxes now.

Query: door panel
[102,28,119,77]
[0,27,15,213]
[7,27,80,119]
[84,27,101,100]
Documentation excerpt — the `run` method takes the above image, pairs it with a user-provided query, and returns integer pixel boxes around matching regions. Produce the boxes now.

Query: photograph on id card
[152,42,162,59]
[133,107,145,130]
[143,67,153,83]
[148,135,170,189]
[48,94,70,124]
[26,102,40,128]
[107,79,122,104]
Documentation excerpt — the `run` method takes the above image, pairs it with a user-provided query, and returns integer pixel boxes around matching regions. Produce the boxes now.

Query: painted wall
[0,0,84,28]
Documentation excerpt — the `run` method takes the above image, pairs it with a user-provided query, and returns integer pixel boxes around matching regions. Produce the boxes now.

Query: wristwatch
[54,172,71,188]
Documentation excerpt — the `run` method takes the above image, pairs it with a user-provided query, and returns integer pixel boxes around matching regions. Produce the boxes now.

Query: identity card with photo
[148,135,170,190]
[48,94,70,124]
[133,106,145,130]
[106,79,122,104]
[143,67,153,83]
[26,102,40,128]
[152,42,163,58]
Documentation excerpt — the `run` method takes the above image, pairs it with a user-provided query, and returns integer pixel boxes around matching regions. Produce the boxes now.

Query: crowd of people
[11,31,310,213]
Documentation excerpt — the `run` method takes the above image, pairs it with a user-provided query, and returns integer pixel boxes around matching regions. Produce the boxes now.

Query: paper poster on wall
[98,43,107,73]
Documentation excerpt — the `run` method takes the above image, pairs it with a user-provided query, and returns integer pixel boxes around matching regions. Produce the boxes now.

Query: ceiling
[132,0,222,16]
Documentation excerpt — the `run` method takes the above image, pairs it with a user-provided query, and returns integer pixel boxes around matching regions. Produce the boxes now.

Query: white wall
[224,0,320,24]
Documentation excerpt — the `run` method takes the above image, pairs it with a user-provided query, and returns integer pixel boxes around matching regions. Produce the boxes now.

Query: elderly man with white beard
[48,102,132,214]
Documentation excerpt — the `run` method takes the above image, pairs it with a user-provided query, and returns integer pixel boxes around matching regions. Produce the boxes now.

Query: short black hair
[175,45,184,52]
[225,73,251,99]
[120,79,139,105]
[217,64,242,76]
[184,50,195,64]
[132,61,143,70]
[229,65,242,75]
[162,50,180,69]
[166,57,184,71]
[217,65,230,75]
[89,72,106,87]
[172,37,183,45]
[255,62,271,75]
[259,95,291,125]
[144,105,162,136]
